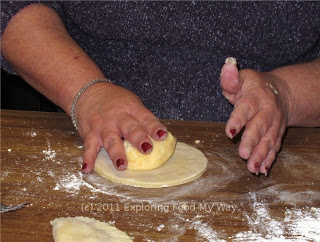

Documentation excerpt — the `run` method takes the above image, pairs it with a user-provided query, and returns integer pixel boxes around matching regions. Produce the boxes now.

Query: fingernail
[116,158,125,168]
[225,57,237,65]
[254,162,260,176]
[230,128,237,138]
[141,142,152,153]
[82,163,87,171]
[157,129,167,139]
[245,147,251,159]
[265,167,269,177]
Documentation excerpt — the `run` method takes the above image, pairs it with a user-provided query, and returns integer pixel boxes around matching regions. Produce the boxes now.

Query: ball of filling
[124,132,177,171]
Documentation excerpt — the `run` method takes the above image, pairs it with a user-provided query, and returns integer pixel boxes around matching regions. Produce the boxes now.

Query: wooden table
[1,110,320,241]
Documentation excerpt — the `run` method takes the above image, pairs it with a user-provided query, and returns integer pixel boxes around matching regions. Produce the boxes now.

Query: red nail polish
[230,128,237,137]
[157,130,167,138]
[141,142,152,153]
[254,162,260,175]
[82,163,87,170]
[116,158,125,168]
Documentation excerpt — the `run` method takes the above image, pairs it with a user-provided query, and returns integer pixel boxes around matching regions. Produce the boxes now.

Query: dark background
[1,69,59,112]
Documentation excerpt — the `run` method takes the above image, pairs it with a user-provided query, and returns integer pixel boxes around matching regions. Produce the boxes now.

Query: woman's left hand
[220,58,291,176]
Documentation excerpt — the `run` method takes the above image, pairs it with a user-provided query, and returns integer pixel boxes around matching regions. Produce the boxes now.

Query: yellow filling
[125,132,176,171]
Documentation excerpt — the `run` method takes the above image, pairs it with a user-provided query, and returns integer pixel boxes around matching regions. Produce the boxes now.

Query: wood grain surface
[1,110,320,241]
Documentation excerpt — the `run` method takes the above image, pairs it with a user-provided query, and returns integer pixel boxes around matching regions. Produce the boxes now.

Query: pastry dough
[50,216,132,242]
[125,132,176,170]
[94,142,208,188]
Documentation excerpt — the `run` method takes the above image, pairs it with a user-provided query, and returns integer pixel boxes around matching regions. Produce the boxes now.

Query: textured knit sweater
[2,1,320,122]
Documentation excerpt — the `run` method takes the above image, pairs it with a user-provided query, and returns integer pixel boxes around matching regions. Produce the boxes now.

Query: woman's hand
[3,4,319,176]
[74,82,167,173]
[220,58,291,176]
[1,3,167,173]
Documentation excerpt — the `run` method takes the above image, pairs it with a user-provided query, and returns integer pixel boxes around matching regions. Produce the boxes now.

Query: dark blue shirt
[2,1,320,121]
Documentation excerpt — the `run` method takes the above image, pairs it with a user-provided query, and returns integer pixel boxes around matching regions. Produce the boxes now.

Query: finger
[82,133,103,173]
[133,108,168,141]
[220,57,241,104]
[117,112,153,154]
[259,136,282,176]
[225,95,260,139]
[102,130,127,171]
[246,123,280,175]
[260,123,285,175]
[239,108,278,157]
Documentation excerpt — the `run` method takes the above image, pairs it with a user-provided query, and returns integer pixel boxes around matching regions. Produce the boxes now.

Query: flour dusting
[189,216,226,242]
[43,138,56,160]
[285,207,320,241]
[3,128,319,242]
[156,224,165,231]
[231,193,320,241]
[54,173,82,194]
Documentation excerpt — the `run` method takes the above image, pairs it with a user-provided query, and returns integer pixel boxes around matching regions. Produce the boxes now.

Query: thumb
[220,57,241,104]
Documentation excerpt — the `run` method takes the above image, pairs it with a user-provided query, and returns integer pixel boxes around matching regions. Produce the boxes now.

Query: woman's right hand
[1,3,168,173]
[74,81,168,173]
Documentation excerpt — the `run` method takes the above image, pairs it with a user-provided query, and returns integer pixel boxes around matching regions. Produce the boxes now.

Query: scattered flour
[189,216,225,242]
[47,156,320,241]
[43,139,56,161]
[156,224,165,231]
[231,193,320,241]
[48,171,55,177]
[53,172,83,195]
[31,131,37,137]
[285,207,320,241]
[25,130,38,137]
[3,131,319,241]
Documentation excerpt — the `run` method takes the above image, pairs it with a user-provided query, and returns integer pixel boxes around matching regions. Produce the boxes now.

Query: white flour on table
[231,193,320,241]
[3,132,320,241]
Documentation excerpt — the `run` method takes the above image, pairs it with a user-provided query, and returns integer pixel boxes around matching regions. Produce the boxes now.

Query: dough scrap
[94,142,208,188]
[125,132,176,170]
[50,216,132,242]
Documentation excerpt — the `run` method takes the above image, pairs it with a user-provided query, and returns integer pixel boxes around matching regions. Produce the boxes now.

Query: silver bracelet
[70,78,112,130]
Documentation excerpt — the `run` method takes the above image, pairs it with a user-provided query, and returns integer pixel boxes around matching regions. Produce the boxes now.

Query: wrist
[71,78,112,130]
[268,59,320,127]
[267,70,293,125]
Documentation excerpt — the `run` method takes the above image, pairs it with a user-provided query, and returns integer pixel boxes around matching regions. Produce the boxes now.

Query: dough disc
[94,142,208,188]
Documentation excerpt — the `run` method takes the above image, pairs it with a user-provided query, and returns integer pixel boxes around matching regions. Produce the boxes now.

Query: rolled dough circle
[94,142,208,188]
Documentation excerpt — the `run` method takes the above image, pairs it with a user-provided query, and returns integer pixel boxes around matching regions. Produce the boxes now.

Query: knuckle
[262,136,274,150]
[84,132,102,149]
[122,120,140,137]
[234,100,248,113]
[234,99,256,122]
[263,127,279,149]
[103,131,120,149]
[134,108,159,125]
[142,117,161,131]
[254,119,268,136]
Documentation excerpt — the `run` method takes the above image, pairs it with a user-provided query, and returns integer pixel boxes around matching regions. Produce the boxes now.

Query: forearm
[270,58,320,127]
[1,3,105,115]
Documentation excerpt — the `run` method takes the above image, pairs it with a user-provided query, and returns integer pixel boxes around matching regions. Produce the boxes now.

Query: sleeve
[1,1,65,74]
